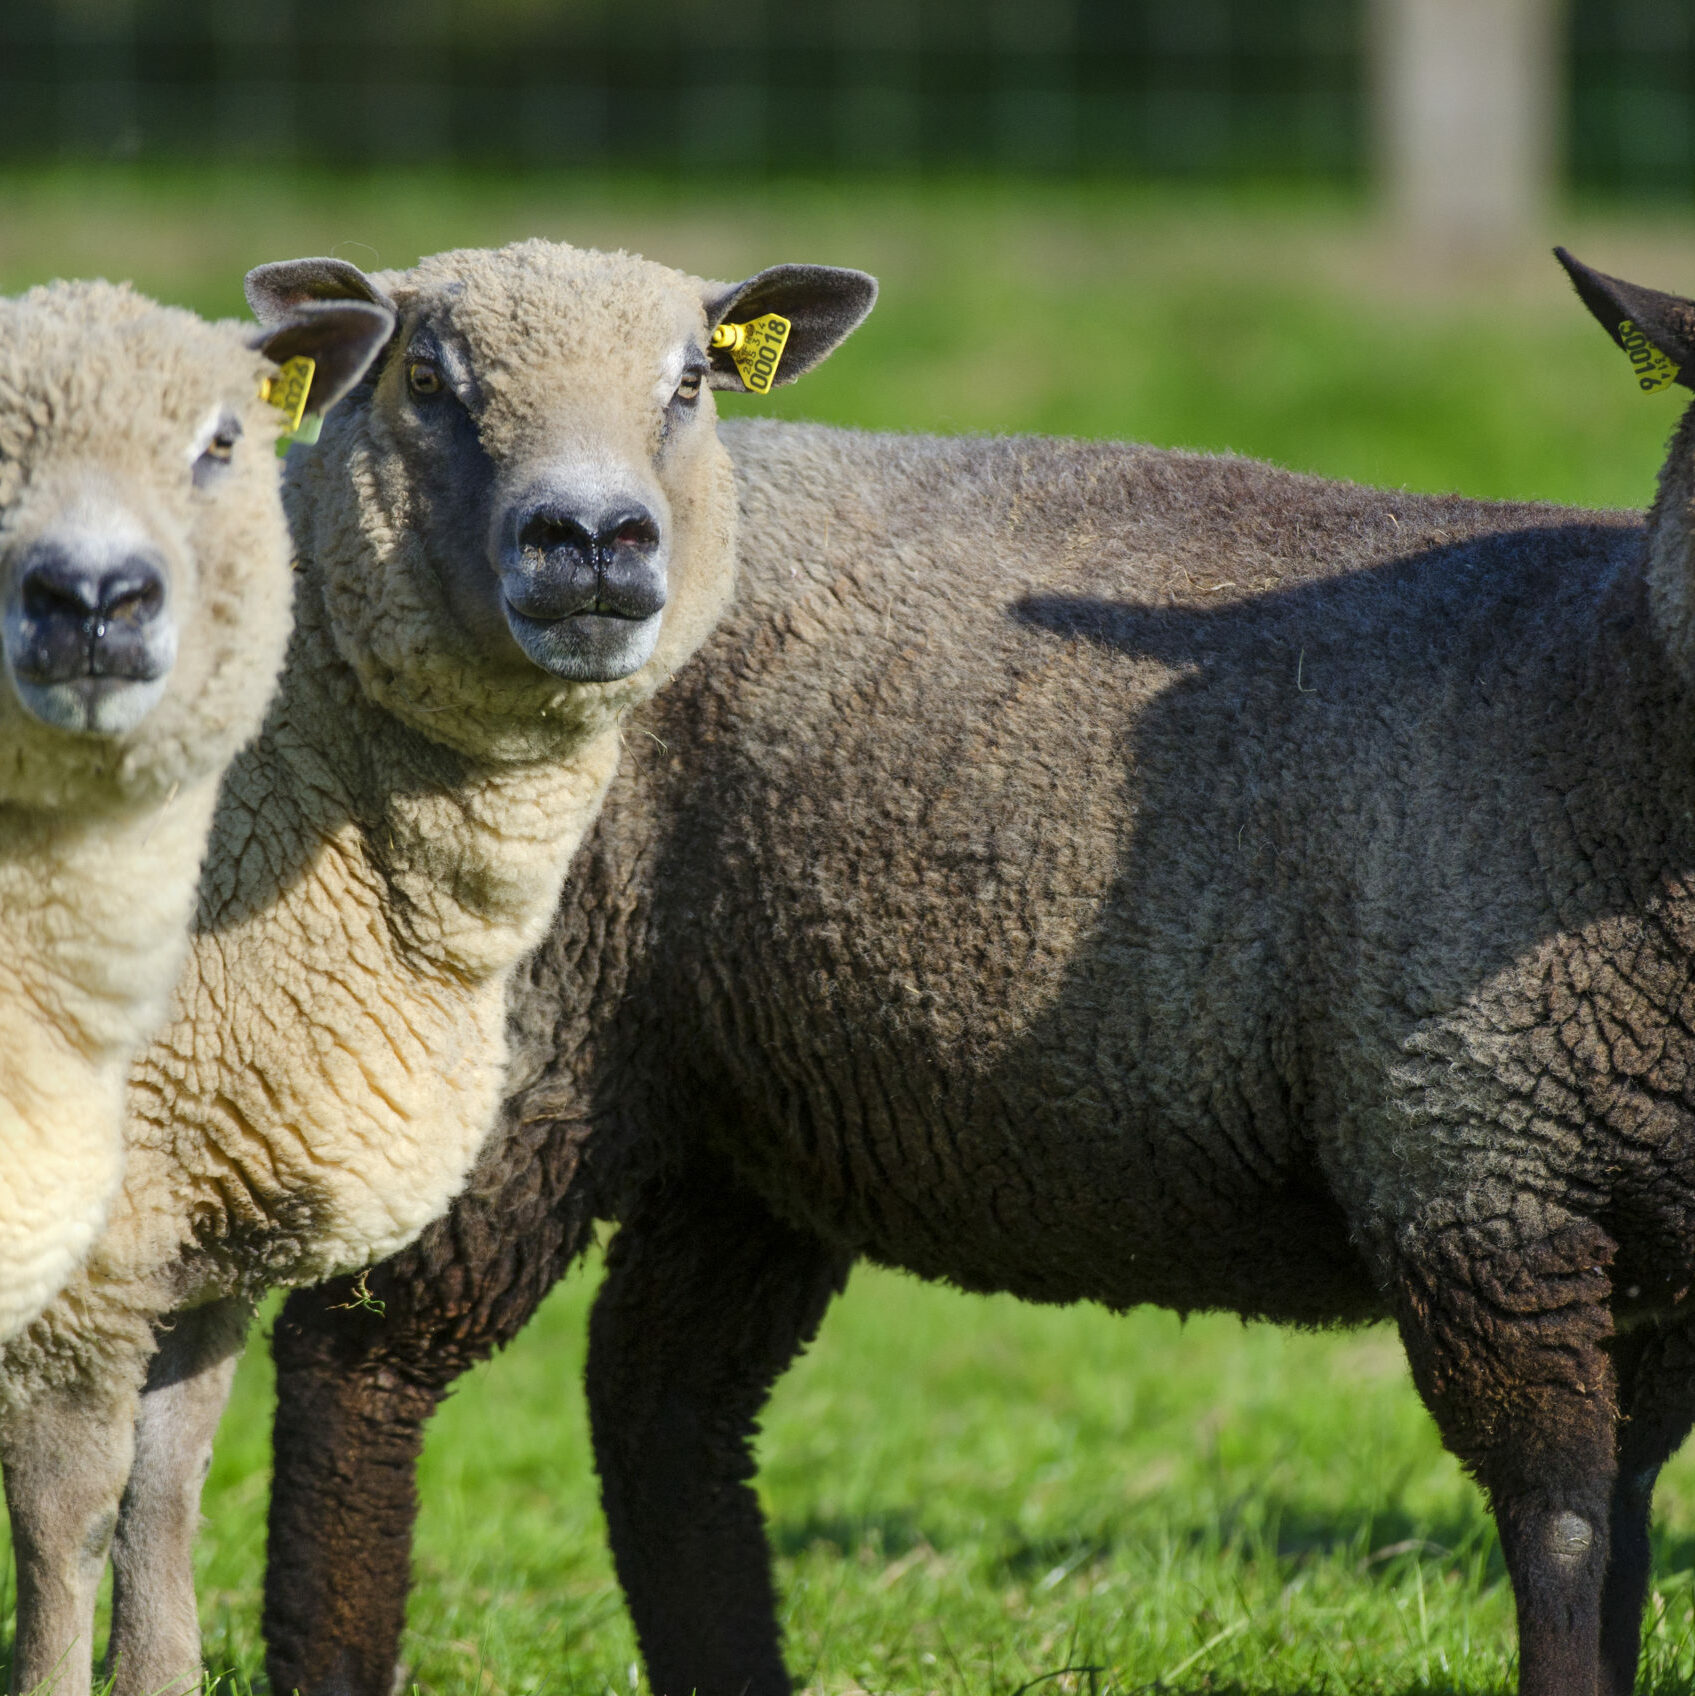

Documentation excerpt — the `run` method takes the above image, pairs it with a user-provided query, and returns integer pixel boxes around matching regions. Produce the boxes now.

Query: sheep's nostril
[100,572,166,631]
[21,559,100,623]
[518,511,595,558]
[605,515,660,553]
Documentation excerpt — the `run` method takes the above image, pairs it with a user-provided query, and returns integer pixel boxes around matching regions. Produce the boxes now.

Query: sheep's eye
[674,370,704,405]
[191,415,243,488]
[408,360,444,397]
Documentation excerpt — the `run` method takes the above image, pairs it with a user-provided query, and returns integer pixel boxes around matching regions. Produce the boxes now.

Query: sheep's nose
[13,544,170,680]
[21,550,166,629]
[514,503,660,568]
[504,500,666,623]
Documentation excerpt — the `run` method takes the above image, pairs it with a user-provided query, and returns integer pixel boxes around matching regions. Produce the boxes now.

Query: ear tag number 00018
[1618,320,1681,393]
[711,314,791,394]
[260,356,321,454]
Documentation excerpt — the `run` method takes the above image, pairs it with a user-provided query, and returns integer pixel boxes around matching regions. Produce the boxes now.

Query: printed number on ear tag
[710,314,791,395]
[260,356,317,431]
[1618,320,1681,393]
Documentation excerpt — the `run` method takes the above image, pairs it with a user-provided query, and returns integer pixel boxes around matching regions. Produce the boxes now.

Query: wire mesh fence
[0,0,1687,192]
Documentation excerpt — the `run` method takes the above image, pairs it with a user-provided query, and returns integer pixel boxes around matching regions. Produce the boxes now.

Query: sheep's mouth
[501,601,664,683]
[504,595,652,624]
[8,672,171,737]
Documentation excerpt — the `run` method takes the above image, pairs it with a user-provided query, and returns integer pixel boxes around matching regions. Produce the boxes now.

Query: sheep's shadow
[772,1495,1499,1574]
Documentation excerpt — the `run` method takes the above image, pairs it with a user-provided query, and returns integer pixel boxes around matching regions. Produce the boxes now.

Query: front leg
[265,1113,600,1696]
[1,1374,141,1696]
[1395,1210,1619,1696]
[105,1297,252,1696]
[587,1159,851,1696]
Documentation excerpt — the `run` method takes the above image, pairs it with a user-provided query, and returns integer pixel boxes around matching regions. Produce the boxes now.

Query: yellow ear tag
[1618,320,1681,393]
[260,355,317,453]
[710,313,791,395]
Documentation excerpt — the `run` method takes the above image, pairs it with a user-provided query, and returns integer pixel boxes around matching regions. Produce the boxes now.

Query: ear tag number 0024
[1618,320,1681,393]
[260,356,321,454]
[711,314,791,394]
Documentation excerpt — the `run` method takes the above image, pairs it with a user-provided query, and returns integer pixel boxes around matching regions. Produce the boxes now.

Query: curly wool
[0,249,736,1408]
[266,414,1695,1696]
[0,281,295,1341]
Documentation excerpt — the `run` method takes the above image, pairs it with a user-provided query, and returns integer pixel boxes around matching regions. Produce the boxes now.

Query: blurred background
[0,0,1677,195]
[10,5,1695,1694]
[4,0,1695,515]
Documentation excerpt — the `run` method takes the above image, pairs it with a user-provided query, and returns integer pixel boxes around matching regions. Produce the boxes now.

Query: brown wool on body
[270,254,1695,1696]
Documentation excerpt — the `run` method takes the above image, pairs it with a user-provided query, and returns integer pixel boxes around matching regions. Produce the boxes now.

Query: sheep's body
[0,241,874,1696]
[0,283,306,1342]
[269,415,1690,1696]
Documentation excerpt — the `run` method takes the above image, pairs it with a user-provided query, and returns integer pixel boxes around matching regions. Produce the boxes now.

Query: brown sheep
[265,250,1693,1696]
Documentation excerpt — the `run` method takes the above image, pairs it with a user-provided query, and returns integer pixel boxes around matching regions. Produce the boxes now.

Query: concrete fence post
[1374,0,1565,251]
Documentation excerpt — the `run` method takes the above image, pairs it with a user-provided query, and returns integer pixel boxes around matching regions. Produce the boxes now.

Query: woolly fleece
[0,239,870,1696]
[268,408,1695,1696]
[0,282,297,1343]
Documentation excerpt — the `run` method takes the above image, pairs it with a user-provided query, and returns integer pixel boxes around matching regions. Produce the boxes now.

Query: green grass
[175,1264,1695,1696]
[7,166,1695,1693]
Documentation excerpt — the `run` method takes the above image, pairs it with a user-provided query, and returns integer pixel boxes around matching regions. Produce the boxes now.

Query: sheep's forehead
[398,240,706,407]
[0,286,266,489]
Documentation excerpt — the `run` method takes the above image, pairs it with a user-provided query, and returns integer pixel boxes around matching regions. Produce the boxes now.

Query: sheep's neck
[1645,405,1695,695]
[210,585,621,981]
[0,782,217,1065]
[0,778,220,1334]
[108,579,621,1301]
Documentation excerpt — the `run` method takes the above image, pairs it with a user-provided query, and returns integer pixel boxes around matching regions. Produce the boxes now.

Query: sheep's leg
[1,1376,141,1696]
[587,1160,851,1696]
[1394,1214,1619,1696]
[265,1115,599,1696]
[1598,1320,1695,1696]
[104,1297,252,1696]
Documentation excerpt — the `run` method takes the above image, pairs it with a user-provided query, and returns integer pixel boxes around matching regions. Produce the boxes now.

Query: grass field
[8,166,1695,1694]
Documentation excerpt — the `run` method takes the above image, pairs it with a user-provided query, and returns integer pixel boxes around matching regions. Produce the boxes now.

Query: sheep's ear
[705,264,877,392]
[1555,246,1695,392]
[244,256,397,325]
[250,299,395,419]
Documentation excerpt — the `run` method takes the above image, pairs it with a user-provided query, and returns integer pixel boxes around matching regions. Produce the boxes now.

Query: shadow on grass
[772,1493,1506,1579]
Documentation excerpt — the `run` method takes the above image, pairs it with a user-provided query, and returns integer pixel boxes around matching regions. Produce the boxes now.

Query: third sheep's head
[0,280,390,808]
[1556,247,1695,680]
[245,240,876,760]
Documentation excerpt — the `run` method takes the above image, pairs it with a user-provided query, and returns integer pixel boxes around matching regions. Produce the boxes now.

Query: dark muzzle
[11,543,171,685]
[504,502,666,624]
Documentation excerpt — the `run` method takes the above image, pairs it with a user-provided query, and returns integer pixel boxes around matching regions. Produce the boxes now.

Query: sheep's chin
[502,606,663,683]
[11,674,170,737]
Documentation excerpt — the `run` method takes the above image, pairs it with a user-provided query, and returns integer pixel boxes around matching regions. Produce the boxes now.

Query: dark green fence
[0,0,1687,192]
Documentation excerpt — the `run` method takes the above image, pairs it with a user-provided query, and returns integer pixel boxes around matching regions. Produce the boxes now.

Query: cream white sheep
[0,239,875,1696]
[0,280,390,1348]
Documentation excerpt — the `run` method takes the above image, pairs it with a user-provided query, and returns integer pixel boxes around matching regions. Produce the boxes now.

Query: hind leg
[587,1158,850,1696]
[1395,1211,1619,1696]
[104,1297,252,1696]
[1599,1319,1695,1696]
[1,1375,141,1696]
